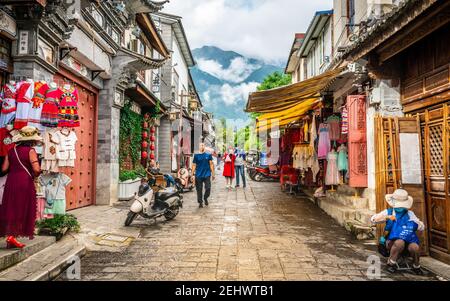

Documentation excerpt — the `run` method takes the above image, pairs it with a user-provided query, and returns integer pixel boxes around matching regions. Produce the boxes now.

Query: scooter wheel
[164,206,180,221]
[125,211,137,226]
[254,173,263,182]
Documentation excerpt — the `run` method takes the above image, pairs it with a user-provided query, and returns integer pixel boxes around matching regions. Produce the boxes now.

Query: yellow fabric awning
[246,67,345,113]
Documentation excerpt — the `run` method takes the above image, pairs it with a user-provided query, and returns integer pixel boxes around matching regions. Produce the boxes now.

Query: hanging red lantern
[144,113,150,119]
[150,127,156,133]
[141,151,148,159]
[143,122,149,129]
[149,153,155,160]
[150,135,155,142]
[142,141,148,149]
[142,131,148,139]
[150,144,155,151]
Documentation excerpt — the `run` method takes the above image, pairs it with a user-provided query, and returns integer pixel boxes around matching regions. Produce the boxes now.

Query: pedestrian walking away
[222,147,236,190]
[192,143,215,208]
[234,149,246,188]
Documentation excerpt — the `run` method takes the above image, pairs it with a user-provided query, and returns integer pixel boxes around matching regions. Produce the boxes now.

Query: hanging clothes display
[303,121,309,143]
[337,144,348,172]
[41,128,60,172]
[14,80,34,129]
[55,128,77,167]
[41,85,62,128]
[58,85,80,128]
[39,173,72,215]
[0,127,17,157]
[0,83,17,128]
[325,149,340,186]
[317,123,331,159]
[327,115,341,141]
[28,81,49,131]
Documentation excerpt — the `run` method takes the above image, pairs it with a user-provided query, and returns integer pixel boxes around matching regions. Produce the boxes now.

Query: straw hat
[385,189,413,209]
[12,126,43,143]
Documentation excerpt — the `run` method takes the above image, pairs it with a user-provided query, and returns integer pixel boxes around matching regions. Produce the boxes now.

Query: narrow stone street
[60,171,438,281]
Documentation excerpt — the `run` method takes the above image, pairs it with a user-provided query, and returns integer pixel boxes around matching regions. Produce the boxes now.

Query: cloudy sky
[164,0,332,63]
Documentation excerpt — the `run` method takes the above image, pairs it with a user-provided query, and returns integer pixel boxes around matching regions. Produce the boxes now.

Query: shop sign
[18,31,29,55]
[130,102,141,115]
[65,56,89,78]
[0,9,16,38]
[399,133,422,185]
[114,90,124,107]
[38,38,55,64]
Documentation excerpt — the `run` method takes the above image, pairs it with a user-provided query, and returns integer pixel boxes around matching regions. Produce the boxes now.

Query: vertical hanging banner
[348,95,368,188]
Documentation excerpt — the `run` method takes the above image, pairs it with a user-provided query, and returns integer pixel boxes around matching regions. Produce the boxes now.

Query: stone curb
[29,245,87,281]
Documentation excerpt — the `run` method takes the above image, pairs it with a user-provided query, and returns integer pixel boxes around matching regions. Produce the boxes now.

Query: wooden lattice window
[429,125,444,176]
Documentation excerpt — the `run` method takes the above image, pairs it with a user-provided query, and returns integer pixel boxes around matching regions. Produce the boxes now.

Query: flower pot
[118,178,142,201]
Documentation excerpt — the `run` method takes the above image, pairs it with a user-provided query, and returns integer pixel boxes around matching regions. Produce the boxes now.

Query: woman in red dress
[0,126,42,248]
[222,148,236,190]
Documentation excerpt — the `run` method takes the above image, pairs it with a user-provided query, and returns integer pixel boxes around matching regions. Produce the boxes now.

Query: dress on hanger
[41,128,60,172]
[41,86,62,128]
[327,115,341,141]
[317,123,331,159]
[39,173,72,215]
[55,128,77,167]
[14,81,34,129]
[0,83,17,128]
[325,150,340,186]
[337,144,349,172]
[58,86,80,128]
[28,82,49,131]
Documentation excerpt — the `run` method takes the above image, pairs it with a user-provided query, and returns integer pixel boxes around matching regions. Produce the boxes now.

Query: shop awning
[246,67,344,113]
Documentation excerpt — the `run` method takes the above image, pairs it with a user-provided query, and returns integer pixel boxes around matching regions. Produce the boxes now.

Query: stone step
[316,197,356,226]
[0,236,56,272]
[337,184,359,196]
[326,191,369,209]
[0,235,86,281]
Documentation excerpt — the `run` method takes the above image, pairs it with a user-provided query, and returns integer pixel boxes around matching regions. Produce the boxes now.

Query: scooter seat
[155,191,178,201]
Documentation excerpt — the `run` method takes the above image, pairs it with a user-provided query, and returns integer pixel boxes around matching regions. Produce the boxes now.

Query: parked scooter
[252,165,280,182]
[177,168,195,192]
[125,179,184,226]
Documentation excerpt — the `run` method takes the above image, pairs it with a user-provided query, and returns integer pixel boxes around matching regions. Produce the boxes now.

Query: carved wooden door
[375,116,428,255]
[347,95,368,188]
[418,103,450,263]
[53,73,98,210]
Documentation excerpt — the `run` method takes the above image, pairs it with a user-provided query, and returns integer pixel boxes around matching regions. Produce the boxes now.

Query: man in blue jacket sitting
[371,189,425,275]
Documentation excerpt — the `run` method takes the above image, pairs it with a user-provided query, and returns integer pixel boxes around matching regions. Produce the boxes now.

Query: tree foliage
[257,71,292,91]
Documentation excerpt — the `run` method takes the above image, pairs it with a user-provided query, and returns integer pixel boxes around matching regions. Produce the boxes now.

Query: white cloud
[219,82,259,106]
[197,57,260,83]
[164,0,332,62]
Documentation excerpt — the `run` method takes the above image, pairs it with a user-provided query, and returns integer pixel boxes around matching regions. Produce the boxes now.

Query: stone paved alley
[59,172,439,281]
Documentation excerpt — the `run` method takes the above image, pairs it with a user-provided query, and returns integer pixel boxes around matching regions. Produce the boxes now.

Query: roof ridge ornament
[126,0,170,15]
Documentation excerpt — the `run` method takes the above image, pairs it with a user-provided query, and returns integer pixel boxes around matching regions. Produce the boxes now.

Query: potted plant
[36,214,81,241]
[118,166,146,201]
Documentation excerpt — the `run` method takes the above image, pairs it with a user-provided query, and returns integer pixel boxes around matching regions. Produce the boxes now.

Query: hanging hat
[12,126,43,143]
[385,189,413,209]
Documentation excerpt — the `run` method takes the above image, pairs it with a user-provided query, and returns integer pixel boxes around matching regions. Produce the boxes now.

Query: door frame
[54,66,99,207]
[417,103,450,263]
[375,115,429,255]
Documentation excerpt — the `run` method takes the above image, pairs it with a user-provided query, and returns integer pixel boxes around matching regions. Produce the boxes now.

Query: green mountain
[190,46,283,121]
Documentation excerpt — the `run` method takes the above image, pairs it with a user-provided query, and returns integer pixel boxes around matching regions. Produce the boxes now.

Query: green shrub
[36,214,81,240]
